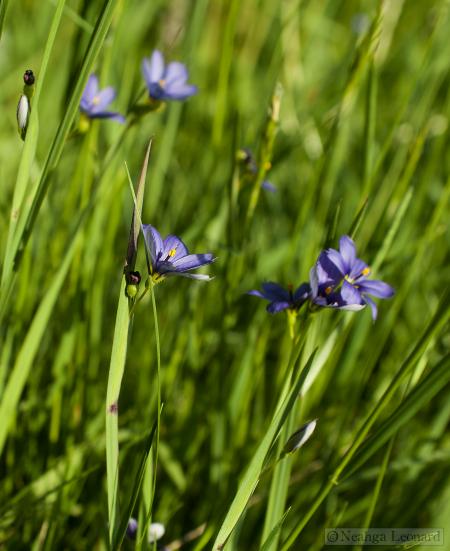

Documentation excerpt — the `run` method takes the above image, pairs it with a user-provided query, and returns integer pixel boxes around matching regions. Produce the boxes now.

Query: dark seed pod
[23,69,35,86]
[127,271,141,285]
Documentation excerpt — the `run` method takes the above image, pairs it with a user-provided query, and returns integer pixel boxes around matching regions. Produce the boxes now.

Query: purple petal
[127,518,138,540]
[309,266,319,297]
[318,251,344,283]
[349,259,370,281]
[262,180,277,192]
[162,235,189,260]
[92,86,116,110]
[267,301,291,314]
[248,290,265,298]
[338,303,366,312]
[293,283,311,301]
[142,225,164,264]
[171,253,215,272]
[325,248,346,276]
[164,62,188,85]
[339,236,357,272]
[88,111,125,123]
[312,295,329,307]
[261,282,290,301]
[107,112,125,123]
[82,74,98,103]
[364,296,378,321]
[171,272,213,281]
[358,279,395,298]
[341,280,363,306]
[143,50,165,84]
[142,59,153,87]
[164,82,198,100]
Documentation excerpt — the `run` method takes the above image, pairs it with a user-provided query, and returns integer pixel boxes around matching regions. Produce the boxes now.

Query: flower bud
[148,522,165,543]
[126,518,138,540]
[17,95,30,140]
[125,270,141,298]
[125,518,165,543]
[282,419,317,455]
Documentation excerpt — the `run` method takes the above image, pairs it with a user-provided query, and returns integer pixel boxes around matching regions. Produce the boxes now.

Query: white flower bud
[17,94,30,139]
[148,522,165,543]
[283,419,317,455]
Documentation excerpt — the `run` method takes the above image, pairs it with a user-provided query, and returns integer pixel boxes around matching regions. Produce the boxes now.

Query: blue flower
[126,518,138,540]
[310,235,394,320]
[79,74,125,122]
[126,518,165,543]
[248,282,310,314]
[142,50,198,101]
[142,225,214,282]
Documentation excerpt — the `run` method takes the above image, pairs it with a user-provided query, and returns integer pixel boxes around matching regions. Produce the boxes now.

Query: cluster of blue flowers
[79,49,197,123]
[78,50,394,321]
[249,235,394,321]
[78,50,215,290]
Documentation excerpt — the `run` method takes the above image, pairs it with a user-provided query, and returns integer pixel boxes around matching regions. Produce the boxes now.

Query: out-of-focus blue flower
[142,50,198,101]
[126,518,138,540]
[238,148,277,192]
[248,282,310,314]
[261,180,277,192]
[126,518,165,543]
[310,235,394,320]
[142,225,215,283]
[80,74,125,122]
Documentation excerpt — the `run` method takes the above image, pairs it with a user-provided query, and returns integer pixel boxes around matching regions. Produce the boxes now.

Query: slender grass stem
[149,281,162,516]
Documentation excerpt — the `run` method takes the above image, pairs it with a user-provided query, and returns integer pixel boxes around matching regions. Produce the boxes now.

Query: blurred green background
[0,0,449,549]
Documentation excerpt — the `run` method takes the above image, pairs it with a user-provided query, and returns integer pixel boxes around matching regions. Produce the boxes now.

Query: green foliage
[0,1,449,550]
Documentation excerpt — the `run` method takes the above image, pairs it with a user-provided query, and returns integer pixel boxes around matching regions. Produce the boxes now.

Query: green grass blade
[105,144,150,543]
[1,0,119,317]
[344,353,450,479]
[260,508,291,551]
[105,279,130,542]
[212,0,240,147]
[0,230,81,456]
[211,348,316,551]
[0,0,9,41]
[111,420,158,551]
[260,409,295,550]
[280,290,450,550]
[362,60,377,196]
[1,0,66,304]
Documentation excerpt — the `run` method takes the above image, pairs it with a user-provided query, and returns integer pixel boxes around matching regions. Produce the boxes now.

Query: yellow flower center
[92,95,100,105]
[151,273,165,284]
[361,267,371,276]
[325,286,333,295]
[168,248,177,258]
[158,79,166,88]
